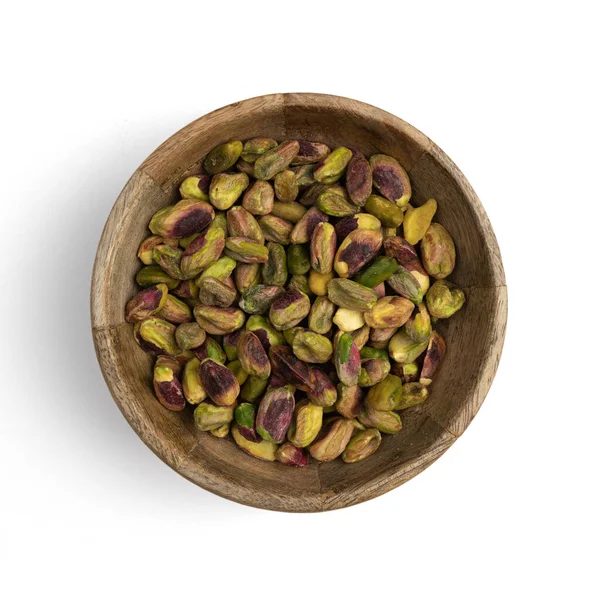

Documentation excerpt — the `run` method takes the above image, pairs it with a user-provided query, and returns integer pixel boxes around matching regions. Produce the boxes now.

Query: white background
[1,1,598,598]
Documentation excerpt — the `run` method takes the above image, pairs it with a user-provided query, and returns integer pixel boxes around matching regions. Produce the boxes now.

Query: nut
[345,154,373,207]
[241,137,278,163]
[240,375,269,403]
[368,326,398,350]
[288,275,311,296]
[365,374,403,410]
[353,256,398,288]
[180,225,226,279]
[271,201,307,223]
[403,199,437,244]
[172,278,199,299]
[388,330,429,363]
[420,331,446,386]
[254,140,300,180]
[364,194,404,227]
[364,296,414,329]
[198,277,237,308]
[242,180,275,215]
[261,242,288,286]
[360,346,388,360]
[153,355,185,411]
[125,284,168,322]
[309,418,354,462]
[369,154,411,207]
[239,285,283,315]
[259,215,293,245]
[287,399,323,447]
[349,324,371,350]
[229,360,249,386]
[306,368,338,407]
[334,332,361,386]
[391,361,419,383]
[223,331,241,361]
[332,308,365,332]
[334,229,383,278]
[269,288,311,330]
[234,402,260,442]
[426,279,465,319]
[157,294,193,324]
[194,402,235,431]
[287,244,311,276]
[152,244,184,280]
[420,223,456,279]
[358,406,403,434]
[175,322,206,351]
[193,305,246,335]
[245,315,286,349]
[225,237,269,263]
[209,172,250,210]
[231,424,277,461]
[310,222,337,274]
[342,428,381,463]
[387,266,425,304]
[335,213,381,241]
[308,296,336,334]
[179,174,211,201]
[182,357,207,404]
[335,384,363,418]
[268,346,311,390]
[227,206,265,243]
[290,207,328,244]
[273,169,299,202]
[291,140,330,165]
[308,269,334,296]
[292,165,316,188]
[137,235,178,265]
[210,423,231,438]
[256,386,295,443]
[313,147,353,184]
[196,256,237,285]
[396,382,429,409]
[298,182,332,207]
[327,278,378,311]
[405,303,432,343]
[149,199,215,239]
[235,263,261,294]
[358,358,391,387]
[237,330,271,379]
[192,337,227,364]
[275,443,309,467]
[134,318,180,356]
[316,186,359,217]
[204,140,243,174]
[292,330,333,363]
[198,358,240,406]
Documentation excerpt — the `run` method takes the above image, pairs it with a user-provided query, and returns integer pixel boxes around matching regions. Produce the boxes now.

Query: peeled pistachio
[334,229,383,278]
[342,428,381,463]
[153,355,185,411]
[313,147,353,184]
[242,180,275,215]
[199,358,240,406]
[179,174,210,201]
[254,140,300,180]
[420,331,446,386]
[370,154,411,207]
[403,199,437,244]
[332,308,365,332]
[420,223,456,279]
[308,296,336,334]
[426,279,465,319]
[287,399,323,448]
[396,382,429,409]
[204,140,243,174]
[308,269,334,296]
[309,417,354,462]
[125,284,168,322]
[273,169,299,202]
[237,331,271,379]
[182,357,206,404]
[388,330,429,364]
[232,424,277,461]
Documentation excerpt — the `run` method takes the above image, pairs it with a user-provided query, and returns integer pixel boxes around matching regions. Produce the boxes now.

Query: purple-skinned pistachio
[334,333,361,386]
[172,278,198,299]
[269,288,311,330]
[153,355,185,411]
[306,368,337,408]
[193,305,245,335]
[358,358,391,387]
[179,174,211,201]
[134,318,180,357]
[242,180,275,216]
[180,225,226,279]
[269,345,311,390]
[384,236,430,294]
[152,244,184,280]
[191,336,227,364]
[259,215,294,245]
[334,228,383,278]
[420,331,446,386]
[237,331,271,379]
[298,182,332,207]
[235,158,255,177]
[391,361,419,384]
[421,223,456,279]
[203,140,243,174]
[235,263,261,294]
[198,358,240,406]
[231,424,277,461]
[254,140,300,180]
[156,294,193,324]
[334,213,381,241]
[223,330,241,361]
[335,384,364,419]
[291,164,315,188]
[256,386,295,443]
[227,206,265,244]
[342,428,382,463]
[369,154,412,207]
[246,315,285,349]
[290,207,329,244]
[225,237,269,264]
[291,140,330,165]
[137,235,178,265]
[149,199,215,239]
[276,443,309,467]
[349,323,371,351]
[234,402,261,442]
[125,284,168,322]
[346,154,373,207]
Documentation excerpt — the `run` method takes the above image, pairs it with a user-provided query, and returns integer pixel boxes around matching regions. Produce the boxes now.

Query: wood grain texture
[91,93,507,512]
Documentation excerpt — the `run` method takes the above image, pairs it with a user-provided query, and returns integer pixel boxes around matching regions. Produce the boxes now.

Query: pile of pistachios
[125,138,465,466]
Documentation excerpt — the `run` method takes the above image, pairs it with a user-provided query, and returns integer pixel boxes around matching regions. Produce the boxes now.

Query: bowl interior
[92,94,506,511]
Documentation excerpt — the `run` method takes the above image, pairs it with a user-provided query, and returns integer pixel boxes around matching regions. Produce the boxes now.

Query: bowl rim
[91,93,507,512]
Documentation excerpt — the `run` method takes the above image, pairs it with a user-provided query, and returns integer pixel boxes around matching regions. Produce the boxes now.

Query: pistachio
[358,405,403,434]
[287,399,323,447]
[276,443,309,467]
[388,330,429,363]
[369,154,411,207]
[175,322,207,351]
[298,182,332,207]
[426,279,465,319]
[334,332,360,386]
[335,384,363,419]
[273,169,299,202]
[254,140,300,180]
[287,244,311,276]
[180,225,226,279]
[313,147,353,184]
[268,346,311,390]
[151,244,184,280]
[360,346,388,360]
[197,277,236,308]
[149,199,214,239]
[134,318,180,356]
[358,358,391,387]
[242,180,275,215]
[292,331,333,364]
[308,296,336,334]
[239,284,283,315]
[421,223,456,279]
[368,326,398,350]
[225,237,269,263]
[153,355,186,411]
[392,361,419,383]
[334,229,383,278]
[192,337,227,364]
[345,154,373,207]
[194,402,235,431]
[259,215,293,245]
[172,278,199,299]
[290,207,328,244]
[364,296,414,329]
[231,424,277,461]
[309,418,354,462]
[157,294,193,324]
[291,140,330,165]
[240,137,278,163]
[349,324,371,350]
[198,358,240,406]
[405,303,432,343]
[332,308,365,332]
[137,235,178,265]
[196,256,237,285]
[316,186,359,217]
[258,242,287,287]
[240,375,269,402]
[387,266,425,304]
[269,288,310,330]
[203,140,243,174]
[125,284,168,322]
[327,278,377,311]
[420,331,446,386]
[246,315,285,350]
[256,386,295,443]
[354,256,398,288]
[194,305,245,335]
[382,226,398,240]
[179,174,211,201]
[342,428,381,463]
[234,402,260,442]
[306,368,337,407]
[237,330,271,379]
[223,331,241,361]
[208,172,249,211]
[227,206,264,243]
[396,382,429,409]
[271,201,307,223]
[335,213,382,241]
[182,357,207,404]
[308,269,334,296]
[210,423,231,438]
[364,194,404,227]
[309,222,337,274]
[235,263,261,294]
[365,374,403,410]
[288,275,312,297]
[291,164,316,188]
[403,199,437,244]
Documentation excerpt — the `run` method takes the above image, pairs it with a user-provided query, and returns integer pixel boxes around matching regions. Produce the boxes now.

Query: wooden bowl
[91,93,507,512]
